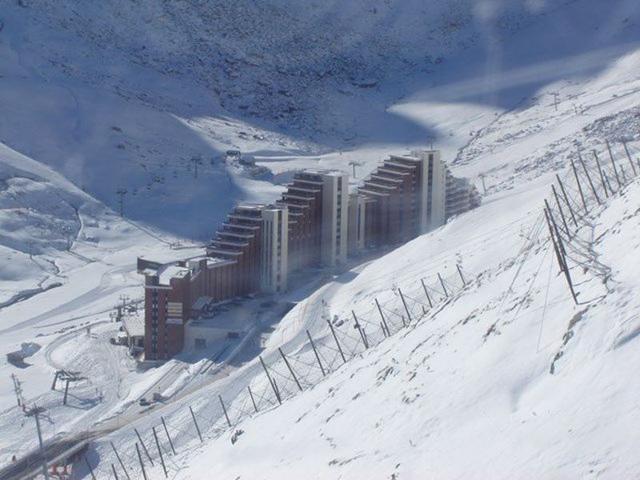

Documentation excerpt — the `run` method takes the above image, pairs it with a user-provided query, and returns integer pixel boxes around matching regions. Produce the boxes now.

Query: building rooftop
[228,214,263,222]
[158,264,190,285]
[359,188,391,197]
[123,314,145,338]
[377,167,411,176]
[363,181,397,190]
[370,174,403,184]
[287,185,321,194]
[383,161,416,170]
[283,193,314,202]
[206,248,244,257]
[222,222,260,231]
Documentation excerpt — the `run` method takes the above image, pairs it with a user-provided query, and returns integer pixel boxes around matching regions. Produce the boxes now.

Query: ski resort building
[138,150,479,361]
[357,150,447,247]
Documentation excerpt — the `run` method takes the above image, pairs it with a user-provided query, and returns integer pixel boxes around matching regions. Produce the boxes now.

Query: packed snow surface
[0,0,639,478]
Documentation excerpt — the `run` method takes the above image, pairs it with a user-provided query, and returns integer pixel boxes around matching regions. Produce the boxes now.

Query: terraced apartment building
[138,150,479,361]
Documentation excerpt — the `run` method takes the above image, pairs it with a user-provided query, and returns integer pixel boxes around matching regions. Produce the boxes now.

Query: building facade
[139,150,479,361]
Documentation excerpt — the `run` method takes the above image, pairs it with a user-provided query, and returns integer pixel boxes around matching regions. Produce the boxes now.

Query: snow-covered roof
[158,264,190,285]
[123,315,144,338]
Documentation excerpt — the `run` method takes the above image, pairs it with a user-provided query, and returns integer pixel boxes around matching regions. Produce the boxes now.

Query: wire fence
[82,265,470,480]
[22,137,640,480]
[541,138,640,304]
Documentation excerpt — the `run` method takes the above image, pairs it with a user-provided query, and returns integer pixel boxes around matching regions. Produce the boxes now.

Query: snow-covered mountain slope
[161,181,640,480]
[2,0,638,237]
[1,0,640,477]
[0,143,206,460]
[63,21,640,479]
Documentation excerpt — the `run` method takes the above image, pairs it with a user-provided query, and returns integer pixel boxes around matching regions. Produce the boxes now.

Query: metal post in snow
[456,264,466,287]
[374,298,391,335]
[161,416,176,455]
[606,140,622,188]
[110,442,131,480]
[84,455,96,480]
[380,321,388,337]
[437,273,449,298]
[134,428,154,466]
[352,310,369,348]
[604,171,615,195]
[248,385,259,413]
[420,279,433,308]
[136,443,149,480]
[397,289,411,326]
[326,319,347,364]
[111,463,120,480]
[279,347,303,391]
[551,186,571,239]
[259,355,282,404]
[555,174,579,226]
[63,379,70,405]
[546,206,578,303]
[569,157,589,214]
[306,330,326,377]
[593,150,610,198]
[219,395,232,428]
[189,406,203,443]
[622,140,638,176]
[577,149,601,205]
[546,206,567,258]
[152,426,168,478]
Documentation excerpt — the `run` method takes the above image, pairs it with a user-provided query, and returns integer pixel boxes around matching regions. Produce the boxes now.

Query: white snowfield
[87,38,640,480]
[0,0,639,479]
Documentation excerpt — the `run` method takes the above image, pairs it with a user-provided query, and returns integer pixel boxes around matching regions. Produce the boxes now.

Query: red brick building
[139,152,478,361]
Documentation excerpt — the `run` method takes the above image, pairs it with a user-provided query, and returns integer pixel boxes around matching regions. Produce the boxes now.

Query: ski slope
[0,0,639,478]
[73,20,640,480]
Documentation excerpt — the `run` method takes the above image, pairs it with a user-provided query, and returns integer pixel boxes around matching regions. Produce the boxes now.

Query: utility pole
[119,294,130,309]
[116,188,127,217]
[25,404,50,480]
[191,157,203,179]
[479,174,487,194]
[348,161,362,178]
[11,374,25,409]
